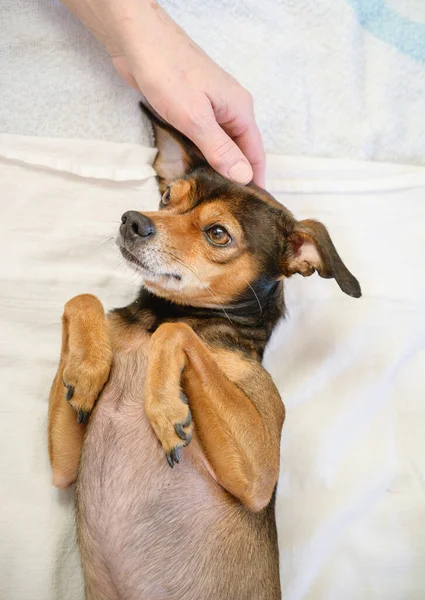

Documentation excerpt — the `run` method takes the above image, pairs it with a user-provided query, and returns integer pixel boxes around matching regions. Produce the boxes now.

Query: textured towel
[1,1,425,163]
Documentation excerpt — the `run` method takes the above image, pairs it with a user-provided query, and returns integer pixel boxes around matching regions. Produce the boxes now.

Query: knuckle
[241,88,254,108]
[178,99,212,132]
[233,85,253,111]
[185,108,205,129]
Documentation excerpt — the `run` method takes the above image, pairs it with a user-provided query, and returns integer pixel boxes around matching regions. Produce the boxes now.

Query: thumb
[177,105,254,185]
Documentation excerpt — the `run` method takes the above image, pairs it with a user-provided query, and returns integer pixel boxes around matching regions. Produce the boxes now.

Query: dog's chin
[120,247,221,306]
[120,246,183,291]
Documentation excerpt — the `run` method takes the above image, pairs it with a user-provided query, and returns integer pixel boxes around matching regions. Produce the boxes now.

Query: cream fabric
[0,135,423,599]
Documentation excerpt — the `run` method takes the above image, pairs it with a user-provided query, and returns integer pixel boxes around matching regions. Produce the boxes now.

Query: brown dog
[48,108,361,600]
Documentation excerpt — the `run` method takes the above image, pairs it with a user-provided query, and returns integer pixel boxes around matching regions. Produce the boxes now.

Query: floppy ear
[140,103,206,192]
[282,219,361,298]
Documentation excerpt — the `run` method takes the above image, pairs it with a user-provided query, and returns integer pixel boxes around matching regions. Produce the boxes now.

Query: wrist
[108,0,162,56]
[61,0,159,57]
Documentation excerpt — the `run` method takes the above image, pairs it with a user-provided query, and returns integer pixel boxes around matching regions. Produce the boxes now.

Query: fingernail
[227,160,252,184]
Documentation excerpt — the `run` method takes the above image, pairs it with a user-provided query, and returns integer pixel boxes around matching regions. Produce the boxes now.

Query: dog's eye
[161,188,171,206]
[206,225,231,246]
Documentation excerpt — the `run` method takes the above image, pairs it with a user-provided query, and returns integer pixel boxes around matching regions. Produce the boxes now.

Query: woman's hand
[61,0,265,186]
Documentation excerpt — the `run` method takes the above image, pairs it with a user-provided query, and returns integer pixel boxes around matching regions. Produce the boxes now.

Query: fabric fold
[0,134,157,182]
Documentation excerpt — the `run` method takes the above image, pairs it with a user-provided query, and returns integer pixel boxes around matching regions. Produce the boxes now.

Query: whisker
[162,250,235,326]
[168,247,262,316]
[112,256,125,272]
[111,253,142,285]
[167,245,192,258]
[244,280,263,316]
[99,236,116,249]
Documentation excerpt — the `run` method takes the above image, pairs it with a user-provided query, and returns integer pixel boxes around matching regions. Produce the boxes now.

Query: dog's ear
[140,103,206,192]
[281,218,361,298]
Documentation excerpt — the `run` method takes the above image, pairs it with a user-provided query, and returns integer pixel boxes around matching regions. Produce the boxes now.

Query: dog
[48,107,361,600]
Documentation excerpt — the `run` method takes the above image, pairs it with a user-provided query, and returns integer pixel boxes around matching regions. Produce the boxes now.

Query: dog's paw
[63,357,111,424]
[144,390,193,467]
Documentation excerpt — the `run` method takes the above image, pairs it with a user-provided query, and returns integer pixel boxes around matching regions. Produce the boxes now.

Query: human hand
[60,0,265,186]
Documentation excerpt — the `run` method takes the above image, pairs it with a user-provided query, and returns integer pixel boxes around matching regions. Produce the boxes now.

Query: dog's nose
[120,211,155,240]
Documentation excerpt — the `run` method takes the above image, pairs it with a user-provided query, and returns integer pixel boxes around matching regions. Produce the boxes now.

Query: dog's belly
[77,348,280,600]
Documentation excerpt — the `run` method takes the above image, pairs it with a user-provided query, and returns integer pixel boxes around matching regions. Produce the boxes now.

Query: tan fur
[46,108,360,599]
[166,178,194,211]
[140,198,260,306]
[48,294,112,487]
[145,322,284,510]
[48,297,283,599]
[49,304,283,510]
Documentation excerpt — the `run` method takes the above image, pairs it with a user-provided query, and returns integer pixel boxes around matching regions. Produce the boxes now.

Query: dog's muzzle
[120,211,156,243]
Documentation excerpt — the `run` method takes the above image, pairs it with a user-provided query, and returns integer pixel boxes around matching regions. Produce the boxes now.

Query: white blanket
[0,135,423,599]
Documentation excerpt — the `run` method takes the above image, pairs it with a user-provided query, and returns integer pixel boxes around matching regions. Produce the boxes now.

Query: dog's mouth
[119,245,182,282]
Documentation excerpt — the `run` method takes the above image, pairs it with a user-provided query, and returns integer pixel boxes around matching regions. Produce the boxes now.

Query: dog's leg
[48,294,112,488]
[144,322,285,511]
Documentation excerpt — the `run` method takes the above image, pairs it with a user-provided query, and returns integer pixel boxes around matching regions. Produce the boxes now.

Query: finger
[176,99,253,185]
[215,95,266,187]
[225,121,266,187]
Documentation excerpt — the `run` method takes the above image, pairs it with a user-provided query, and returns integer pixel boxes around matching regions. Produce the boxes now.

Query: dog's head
[118,108,361,307]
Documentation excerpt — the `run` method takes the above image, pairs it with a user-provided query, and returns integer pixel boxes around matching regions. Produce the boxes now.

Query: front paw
[63,357,111,424]
[145,390,193,468]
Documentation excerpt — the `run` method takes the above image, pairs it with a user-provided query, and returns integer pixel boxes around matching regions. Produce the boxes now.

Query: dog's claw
[77,409,89,424]
[166,446,183,468]
[174,423,187,441]
[171,447,180,464]
[182,408,192,428]
[65,385,75,402]
[63,382,89,423]
[183,431,193,447]
[160,393,192,467]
